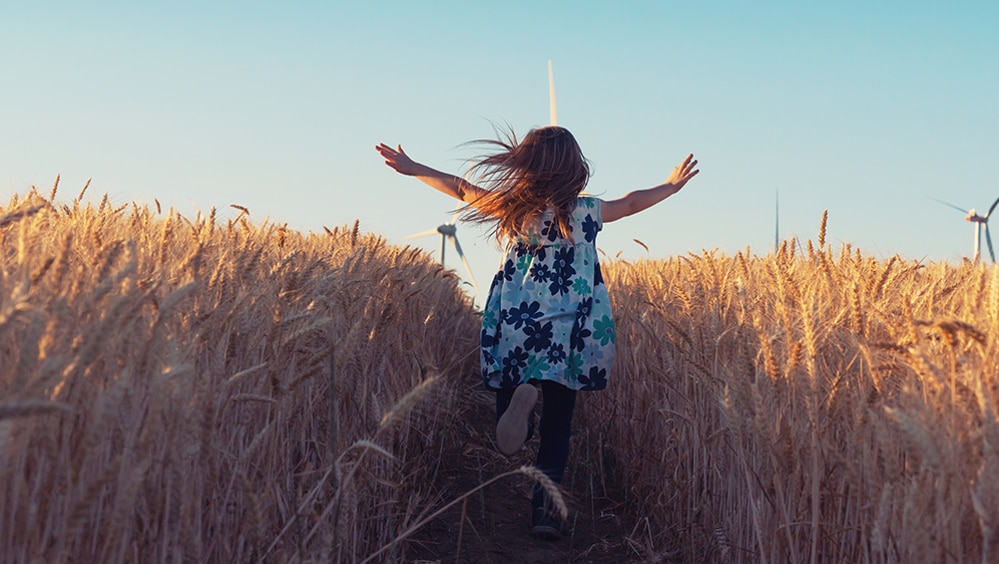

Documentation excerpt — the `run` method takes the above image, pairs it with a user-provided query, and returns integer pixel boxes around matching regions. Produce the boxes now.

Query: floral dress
[481,196,615,391]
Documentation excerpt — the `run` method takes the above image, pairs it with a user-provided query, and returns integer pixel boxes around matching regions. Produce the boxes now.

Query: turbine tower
[402,62,562,298]
[774,190,780,252]
[932,196,999,263]
[548,60,557,126]
[406,205,480,295]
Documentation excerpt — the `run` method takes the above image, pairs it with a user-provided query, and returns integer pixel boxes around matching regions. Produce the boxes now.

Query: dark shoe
[496,383,537,455]
[531,507,568,541]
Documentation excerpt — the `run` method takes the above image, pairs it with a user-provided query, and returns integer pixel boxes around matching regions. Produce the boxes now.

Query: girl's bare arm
[375,143,488,204]
[602,153,699,223]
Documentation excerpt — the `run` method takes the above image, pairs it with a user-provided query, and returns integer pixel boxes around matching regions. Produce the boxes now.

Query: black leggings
[496,380,577,514]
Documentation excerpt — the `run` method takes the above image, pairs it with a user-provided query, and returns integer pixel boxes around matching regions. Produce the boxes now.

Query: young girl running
[376,126,698,540]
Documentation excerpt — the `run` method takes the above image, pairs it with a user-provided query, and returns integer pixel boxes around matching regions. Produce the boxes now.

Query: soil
[405,385,647,564]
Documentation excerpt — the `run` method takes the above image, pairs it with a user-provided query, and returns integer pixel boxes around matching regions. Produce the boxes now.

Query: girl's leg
[495,387,514,421]
[531,380,577,537]
[495,384,537,455]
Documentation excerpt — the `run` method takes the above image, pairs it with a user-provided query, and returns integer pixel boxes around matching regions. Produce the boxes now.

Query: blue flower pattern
[530,263,552,283]
[524,320,554,352]
[579,366,607,391]
[481,197,614,391]
[506,301,543,330]
[581,214,599,243]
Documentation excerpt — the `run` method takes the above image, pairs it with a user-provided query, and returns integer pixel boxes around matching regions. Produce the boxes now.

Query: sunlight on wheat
[582,233,999,563]
[6,184,998,563]
[0,186,479,562]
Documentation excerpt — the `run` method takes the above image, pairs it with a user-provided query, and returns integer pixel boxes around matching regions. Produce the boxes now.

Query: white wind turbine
[548,59,557,126]
[406,62,559,296]
[406,205,480,295]
[932,196,999,263]
[774,190,780,252]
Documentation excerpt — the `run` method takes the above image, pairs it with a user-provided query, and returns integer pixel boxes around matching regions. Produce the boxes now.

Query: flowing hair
[461,125,591,243]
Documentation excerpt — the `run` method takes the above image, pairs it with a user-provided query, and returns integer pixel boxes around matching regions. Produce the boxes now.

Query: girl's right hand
[375,143,423,176]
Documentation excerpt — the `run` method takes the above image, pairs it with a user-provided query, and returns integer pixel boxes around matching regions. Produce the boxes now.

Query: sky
[3,1,998,303]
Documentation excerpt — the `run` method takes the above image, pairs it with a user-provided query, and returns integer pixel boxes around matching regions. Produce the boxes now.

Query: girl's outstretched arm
[375,143,488,205]
[601,153,699,223]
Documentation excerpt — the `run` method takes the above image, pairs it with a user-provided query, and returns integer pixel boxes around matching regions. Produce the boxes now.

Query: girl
[376,126,698,540]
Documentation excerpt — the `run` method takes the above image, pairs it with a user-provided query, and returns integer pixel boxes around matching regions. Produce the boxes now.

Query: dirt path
[407,385,644,563]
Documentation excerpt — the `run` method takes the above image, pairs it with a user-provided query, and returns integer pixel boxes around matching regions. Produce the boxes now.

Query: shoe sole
[530,524,562,541]
[496,383,538,455]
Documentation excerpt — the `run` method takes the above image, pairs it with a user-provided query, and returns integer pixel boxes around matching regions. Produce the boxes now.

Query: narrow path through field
[408,384,643,563]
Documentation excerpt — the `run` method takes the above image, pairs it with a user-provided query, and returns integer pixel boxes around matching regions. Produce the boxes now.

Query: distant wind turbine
[932,196,999,263]
[774,190,780,252]
[406,205,480,295]
[404,62,559,297]
[548,60,557,126]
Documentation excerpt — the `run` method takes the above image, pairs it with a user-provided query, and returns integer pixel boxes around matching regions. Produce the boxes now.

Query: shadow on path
[407,384,644,564]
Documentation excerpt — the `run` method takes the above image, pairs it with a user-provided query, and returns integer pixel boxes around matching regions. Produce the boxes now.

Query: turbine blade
[548,60,557,126]
[451,203,462,225]
[404,228,440,240]
[451,235,480,294]
[987,196,999,219]
[930,197,971,215]
[987,224,996,263]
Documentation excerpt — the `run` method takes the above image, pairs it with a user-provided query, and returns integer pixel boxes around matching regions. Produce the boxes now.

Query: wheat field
[588,225,999,562]
[3,182,998,563]
[0,181,480,562]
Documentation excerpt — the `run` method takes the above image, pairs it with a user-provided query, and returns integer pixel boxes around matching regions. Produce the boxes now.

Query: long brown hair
[461,126,591,242]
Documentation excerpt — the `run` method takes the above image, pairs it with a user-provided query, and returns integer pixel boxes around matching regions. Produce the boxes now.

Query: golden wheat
[583,233,999,563]
[11,184,999,562]
[0,188,479,562]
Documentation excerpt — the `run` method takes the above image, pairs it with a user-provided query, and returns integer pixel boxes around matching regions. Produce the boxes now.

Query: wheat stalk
[818,210,828,248]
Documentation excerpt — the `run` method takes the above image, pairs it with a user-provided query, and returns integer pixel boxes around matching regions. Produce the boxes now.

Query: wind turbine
[774,190,780,252]
[548,59,557,126]
[406,61,557,296]
[932,196,999,263]
[406,205,480,295]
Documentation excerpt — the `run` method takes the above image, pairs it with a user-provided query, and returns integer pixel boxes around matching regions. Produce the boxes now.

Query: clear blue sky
[4,1,998,300]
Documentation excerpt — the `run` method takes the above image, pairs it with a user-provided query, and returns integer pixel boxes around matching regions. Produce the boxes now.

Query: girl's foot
[531,507,569,541]
[496,383,538,455]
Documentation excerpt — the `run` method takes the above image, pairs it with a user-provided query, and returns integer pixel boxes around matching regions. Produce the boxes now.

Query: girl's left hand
[665,153,699,190]
[376,143,423,176]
